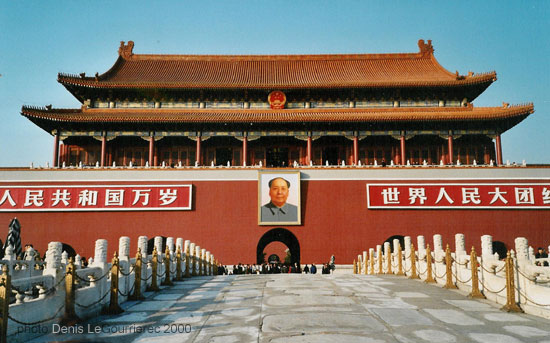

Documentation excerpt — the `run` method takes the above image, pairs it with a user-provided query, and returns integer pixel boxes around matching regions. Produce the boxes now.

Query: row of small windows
[92,99,464,109]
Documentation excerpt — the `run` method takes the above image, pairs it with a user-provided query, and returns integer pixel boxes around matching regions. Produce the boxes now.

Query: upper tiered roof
[58,40,496,92]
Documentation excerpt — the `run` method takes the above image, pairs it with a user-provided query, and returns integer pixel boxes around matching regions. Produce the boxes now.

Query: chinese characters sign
[367,184,550,209]
[0,185,192,212]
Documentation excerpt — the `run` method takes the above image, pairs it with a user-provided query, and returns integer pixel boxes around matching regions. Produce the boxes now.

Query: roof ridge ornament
[118,41,135,59]
[418,39,434,57]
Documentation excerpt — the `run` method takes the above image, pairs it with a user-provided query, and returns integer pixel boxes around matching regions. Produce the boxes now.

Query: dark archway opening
[492,241,507,260]
[383,235,405,253]
[61,243,76,259]
[147,236,167,255]
[257,228,300,265]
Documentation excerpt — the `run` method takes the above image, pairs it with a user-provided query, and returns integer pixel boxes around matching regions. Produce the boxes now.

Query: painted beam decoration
[367,183,550,209]
[0,184,192,211]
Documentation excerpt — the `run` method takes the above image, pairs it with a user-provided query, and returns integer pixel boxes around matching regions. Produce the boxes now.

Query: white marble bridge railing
[0,235,219,343]
[354,234,550,320]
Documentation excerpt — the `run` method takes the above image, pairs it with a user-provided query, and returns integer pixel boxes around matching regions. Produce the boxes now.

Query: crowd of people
[217,262,334,275]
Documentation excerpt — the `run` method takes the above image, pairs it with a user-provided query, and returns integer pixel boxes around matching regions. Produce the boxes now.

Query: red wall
[1,179,549,264]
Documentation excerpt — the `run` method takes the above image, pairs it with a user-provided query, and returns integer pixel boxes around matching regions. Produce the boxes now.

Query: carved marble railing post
[61,251,69,265]
[175,246,183,281]
[395,240,404,276]
[196,246,202,276]
[514,237,529,262]
[433,234,444,262]
[93,239,109,306]
[417,236,426,260]
[362,251,368,275]
[166,237,175,255]
[184,240,191,277]
[376,245,383,274]
[201,248,207,275]
[206,251,211,275]
[138,236,148,260]
[44,242,63,282]
[481,235,494,260]
[118,236,130,296]
[403,236,412,275]
[384,242,391,274]
[409,243,419,279]
[369,248,375,275]
[455,234,466,256]
[190,243,197,276]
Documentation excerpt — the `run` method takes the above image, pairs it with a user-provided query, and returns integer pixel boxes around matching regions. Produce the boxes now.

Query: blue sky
[1,1,548,166]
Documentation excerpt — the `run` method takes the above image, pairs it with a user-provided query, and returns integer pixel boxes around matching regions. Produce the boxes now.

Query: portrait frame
[258,170,301,225]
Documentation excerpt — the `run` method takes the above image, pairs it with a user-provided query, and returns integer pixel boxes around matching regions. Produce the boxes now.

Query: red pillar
[306,136,312,165]
[353,136,359,165]
[242,136,248,166]
[495,134,503,165]
[400,135,406,165]
[196,136,202,165]
[100,136,106,167]
[149,136,154,166]
[448,135,454,165]
[52,133,59,167]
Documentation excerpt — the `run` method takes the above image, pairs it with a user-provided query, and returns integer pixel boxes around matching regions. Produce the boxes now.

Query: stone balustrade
[354,233,550,320]
[1,235,220,343]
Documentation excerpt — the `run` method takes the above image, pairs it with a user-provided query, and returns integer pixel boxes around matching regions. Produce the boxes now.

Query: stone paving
[30,274,550,343]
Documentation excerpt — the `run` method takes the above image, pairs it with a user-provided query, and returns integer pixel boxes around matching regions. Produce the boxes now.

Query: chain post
[61,257,80,325]
[147,246,160,292]
[468,247,485,299]
[409,243,419,279]
[175,246,183,281]
[162,246,173,286]
[0,265,11,343]
[106,252,123,314]
[397,243,404,276]
[501,251,523,312]
[425,244,435,283]
[130,249,144,300]
[444,244,457,289]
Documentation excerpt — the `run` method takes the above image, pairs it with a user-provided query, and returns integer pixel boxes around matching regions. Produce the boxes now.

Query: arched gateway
[257,228,300,265]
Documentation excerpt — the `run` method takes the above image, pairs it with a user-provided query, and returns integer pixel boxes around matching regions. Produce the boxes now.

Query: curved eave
[21,104,533,127]
[57,73,496,91]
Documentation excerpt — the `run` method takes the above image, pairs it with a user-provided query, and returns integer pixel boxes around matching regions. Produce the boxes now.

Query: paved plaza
[30,274,550,343]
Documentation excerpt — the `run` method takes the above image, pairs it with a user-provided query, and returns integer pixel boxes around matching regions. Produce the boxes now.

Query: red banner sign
[367,183,550,209]
[0,185,192,212]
